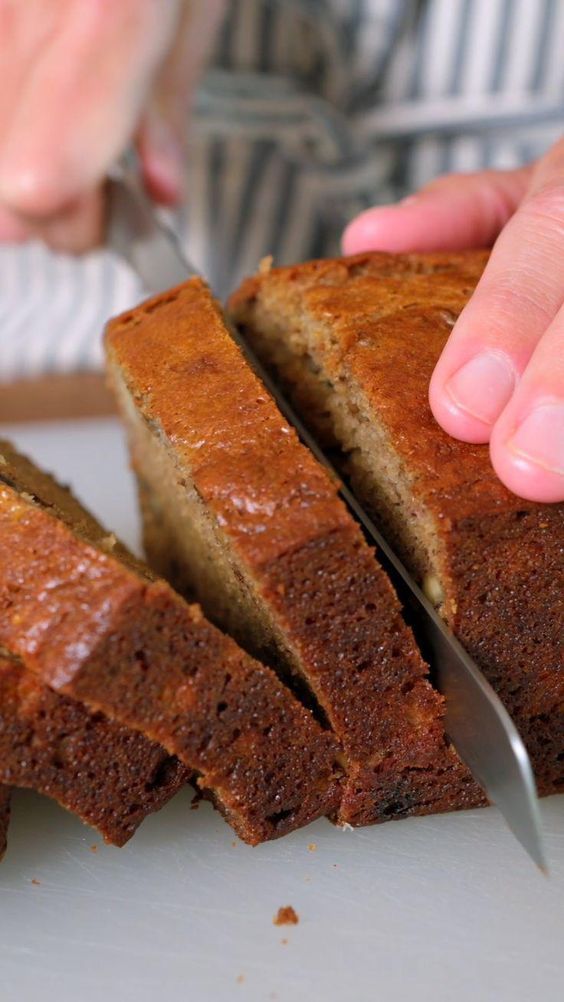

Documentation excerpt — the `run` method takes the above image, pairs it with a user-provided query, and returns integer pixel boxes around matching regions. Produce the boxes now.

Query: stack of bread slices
[1,251,561,856]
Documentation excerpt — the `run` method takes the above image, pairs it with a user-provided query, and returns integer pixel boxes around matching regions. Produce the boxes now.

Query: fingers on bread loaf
[105,279,483,827]
[229,250,564,797]
[0,440,341,845]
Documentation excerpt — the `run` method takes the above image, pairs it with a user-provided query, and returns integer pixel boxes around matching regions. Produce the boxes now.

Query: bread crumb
[90,844,98,853]
[31,878,41,886]
[422,573,445,607]
[190,791,202,811]
[307,842,317,852]
[280,938,288,945]
[273,905,299,926]
[100,533,117,552]
[236,975,245,985]
[259,254,273,275]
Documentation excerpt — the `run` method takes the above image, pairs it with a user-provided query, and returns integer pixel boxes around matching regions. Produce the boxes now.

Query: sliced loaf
[0,440,341,844]
[0,647,188,845]
[229,250,564,795]
[105,279,482,827]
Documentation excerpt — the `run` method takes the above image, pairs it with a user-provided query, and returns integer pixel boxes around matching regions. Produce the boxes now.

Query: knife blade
[106,159,547,871]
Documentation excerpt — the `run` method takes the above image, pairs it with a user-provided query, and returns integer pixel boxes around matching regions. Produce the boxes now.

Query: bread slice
[229,250,564,796]
[105,279,482,827]
[0,647,188,845]
[0,440,341,844]
[0,785,9,859]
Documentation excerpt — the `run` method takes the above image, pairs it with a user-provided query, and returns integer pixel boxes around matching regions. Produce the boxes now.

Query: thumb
[342,166,534,255]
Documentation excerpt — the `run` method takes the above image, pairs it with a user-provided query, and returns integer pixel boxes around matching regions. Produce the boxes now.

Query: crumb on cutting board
[273,905,299,926]
[31,878,41,886]
[236,974,245,985]
[307,842,317,852]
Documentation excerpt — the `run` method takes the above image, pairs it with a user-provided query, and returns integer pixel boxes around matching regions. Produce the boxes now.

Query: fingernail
[146,118,186,199]
[150,116,184,158]
[508,403,564,475]
[445,352,516,426]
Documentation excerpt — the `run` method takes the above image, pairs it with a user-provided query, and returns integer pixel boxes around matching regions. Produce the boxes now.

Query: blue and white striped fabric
[1,0,563,381]
[0,244,143,379]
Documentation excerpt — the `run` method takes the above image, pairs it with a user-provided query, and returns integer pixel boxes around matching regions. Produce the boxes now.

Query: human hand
[0,0,225,252]
[343,139,564,503]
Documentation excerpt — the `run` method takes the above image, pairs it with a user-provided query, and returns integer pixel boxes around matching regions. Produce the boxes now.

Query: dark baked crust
[0,440,341,844]
[229,250,564,795]
[0,650,188,845]
[106,278,482,826]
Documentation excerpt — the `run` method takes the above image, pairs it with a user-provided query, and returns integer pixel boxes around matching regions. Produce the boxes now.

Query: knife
[106,158,547,871]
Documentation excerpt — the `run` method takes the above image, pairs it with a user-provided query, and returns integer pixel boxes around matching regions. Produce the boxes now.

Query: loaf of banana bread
[0,647,189,845]
[229,250,564,795]
[106,279,482,827]
[0,440,341,844]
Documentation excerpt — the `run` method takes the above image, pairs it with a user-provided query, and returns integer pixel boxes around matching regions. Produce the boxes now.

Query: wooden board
[0,373,115,423]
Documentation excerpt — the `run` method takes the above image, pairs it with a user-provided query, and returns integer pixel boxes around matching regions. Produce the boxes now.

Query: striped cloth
[1,0,563,381]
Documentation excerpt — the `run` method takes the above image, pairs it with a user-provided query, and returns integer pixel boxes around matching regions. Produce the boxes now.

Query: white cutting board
[1,417,563,1002]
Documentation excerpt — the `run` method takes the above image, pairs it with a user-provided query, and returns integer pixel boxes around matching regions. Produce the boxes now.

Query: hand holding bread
[344,139,564,503]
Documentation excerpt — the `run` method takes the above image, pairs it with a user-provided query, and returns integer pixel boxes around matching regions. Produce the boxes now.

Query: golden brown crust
[230,251,510,518]
[229,250,564,795]
[107,280,351,566]
[0,442,341,844]
[107,278,483,826]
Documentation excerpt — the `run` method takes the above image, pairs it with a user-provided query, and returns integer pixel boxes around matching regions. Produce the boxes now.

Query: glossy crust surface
[230,251,564,795]
[0,441,341,844]
[106,279,482,825]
